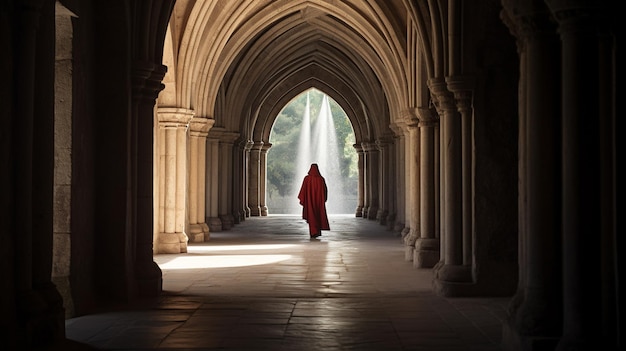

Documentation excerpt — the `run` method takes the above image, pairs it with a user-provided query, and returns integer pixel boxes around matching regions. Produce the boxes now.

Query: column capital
[260,143,272,152]
[353,143,364,152]
[189,116,214,136]
[427,78,455,115]
[251,141,265,151]
[446,76,475,114]
[362,141,379,152]
[243,140,254,150]
[132,61,166,102]
[445,75,474,94]
[389,121,406,136]
[157,107,194,127]
[416,107,438,127]
[400,108,420,128]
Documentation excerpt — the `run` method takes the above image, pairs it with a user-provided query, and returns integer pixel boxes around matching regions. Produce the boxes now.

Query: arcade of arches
[0,0,621,350]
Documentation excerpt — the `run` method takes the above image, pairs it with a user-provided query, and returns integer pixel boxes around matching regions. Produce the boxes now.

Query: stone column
[259,143,271,216]
[400,122,412,239]
[156,108,192,252]
[53,2,77,317]
[549,2,615,348]
[13,1,64,345]
[375,138,390,224]
[188,129,199,233]
[206,137,221,232]
[230,140,243,224]
[390,122,406,233]
[218,132,239,229]
[354,144,364,217]
[446,77,474,267]
[384,137,397,230]
[363,142,379,220]
[430,78,472,295]
[248,141,263,216]
[188,117,211,242]
[404,114,420,262]
[414,107,440,268]
[131,61,167,297]
[243,140,253,218]
[500,5,562,348]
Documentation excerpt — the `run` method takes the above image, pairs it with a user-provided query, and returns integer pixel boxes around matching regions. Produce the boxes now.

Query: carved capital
[132,61,166,102]
[189,116,214,137]
[416,107,438,127]
[428,78,455,114]
[157,107,194,127]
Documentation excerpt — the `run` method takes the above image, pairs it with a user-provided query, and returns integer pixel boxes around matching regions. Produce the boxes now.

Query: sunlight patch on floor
[158,254,293,269]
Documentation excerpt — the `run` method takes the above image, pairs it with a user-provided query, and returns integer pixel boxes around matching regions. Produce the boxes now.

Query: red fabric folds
[298,164,330,236]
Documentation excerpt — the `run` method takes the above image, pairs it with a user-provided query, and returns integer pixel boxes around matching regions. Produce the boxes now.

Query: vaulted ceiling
[160,0,419,144]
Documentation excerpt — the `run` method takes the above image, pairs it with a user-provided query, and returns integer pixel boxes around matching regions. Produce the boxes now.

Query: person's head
[309,163,321,176]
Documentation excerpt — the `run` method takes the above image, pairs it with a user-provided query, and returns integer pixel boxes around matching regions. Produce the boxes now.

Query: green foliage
[268,89,357,199]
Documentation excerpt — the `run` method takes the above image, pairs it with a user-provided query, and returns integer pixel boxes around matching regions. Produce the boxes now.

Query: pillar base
[400,227,410,242]
[208,217,222,233]
[404,245,415,261]
[219,214,234,230]
[158,232,187,253]
[376,209,388,224]
[413,238,440,268]
[189,223,204,243]
[385,212,396,230]
[179,232,188,253]
[135,260,162,298]
[432,264,474,296]
[367,206,379,219]
[355,206,363,217]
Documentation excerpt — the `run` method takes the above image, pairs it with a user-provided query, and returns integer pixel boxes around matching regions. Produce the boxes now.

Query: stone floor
[64,214,510,350]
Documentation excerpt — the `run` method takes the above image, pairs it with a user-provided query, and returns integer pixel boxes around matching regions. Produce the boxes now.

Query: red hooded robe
[298,164,330,236]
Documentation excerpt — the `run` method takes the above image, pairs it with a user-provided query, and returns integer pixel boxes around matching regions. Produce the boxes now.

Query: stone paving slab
[65,214,510,350]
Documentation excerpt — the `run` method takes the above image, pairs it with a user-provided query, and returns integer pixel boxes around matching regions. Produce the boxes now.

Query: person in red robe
[298,163,330,238]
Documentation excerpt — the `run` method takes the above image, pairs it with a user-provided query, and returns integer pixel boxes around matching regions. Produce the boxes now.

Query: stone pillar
[259,143,271,216]
[248,141,263,216]
[188,129,199,232]
[390,122,406,233]
[404,115,420,262]
[12,1,65,345]
[384,137,397,230]
[188,117,211,242]
[430,78,472,295]
[354,144,364,217]
[446,77,474,267]
[550,2,615,349]
[363,142,379,220]
[131,61,166,297]
[401,122,412,239]
[375,138,390,224]
[206,137,221,232]
[500,5,563,349]
[414,107,440,268]
[156,108,192,252]
[232,139,245,224]
[218,132,239,229]
[243,140,253,218]
[53,2,77,317]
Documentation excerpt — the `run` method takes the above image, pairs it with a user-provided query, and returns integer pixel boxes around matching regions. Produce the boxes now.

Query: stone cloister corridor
[0,1,621,350]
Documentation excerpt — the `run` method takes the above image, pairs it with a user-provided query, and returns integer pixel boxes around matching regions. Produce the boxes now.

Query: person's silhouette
[298,163,330,238]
